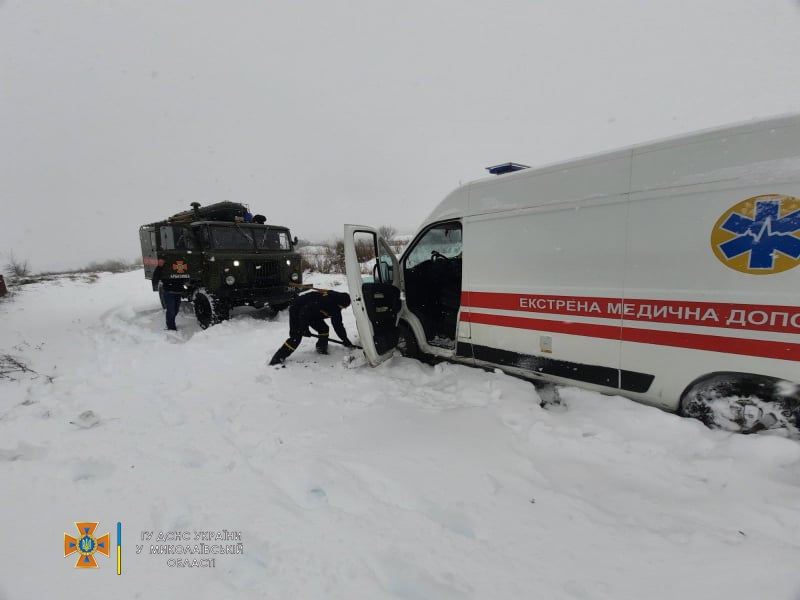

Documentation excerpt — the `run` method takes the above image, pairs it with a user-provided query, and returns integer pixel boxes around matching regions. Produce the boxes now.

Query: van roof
[422,112,800,226]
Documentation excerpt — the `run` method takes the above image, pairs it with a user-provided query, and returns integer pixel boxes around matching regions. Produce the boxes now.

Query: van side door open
[344,225,402,365]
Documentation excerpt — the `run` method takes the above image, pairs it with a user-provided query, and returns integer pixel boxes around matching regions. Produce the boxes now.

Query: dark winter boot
[269,343,294,365]
[315,337,329,355]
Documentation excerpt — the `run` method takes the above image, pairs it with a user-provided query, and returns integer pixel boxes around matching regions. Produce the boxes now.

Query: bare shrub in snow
[321,240,345,274]
[0,354,35,381]
[378,225,397,242]
[5,251,30,278]
[80,258,134,273]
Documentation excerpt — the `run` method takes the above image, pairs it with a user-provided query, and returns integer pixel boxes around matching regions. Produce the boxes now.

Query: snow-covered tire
[193,289,228,329]
[680,373,799,434]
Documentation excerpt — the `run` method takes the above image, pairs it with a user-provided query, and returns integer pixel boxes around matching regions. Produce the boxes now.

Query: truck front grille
[247,261,280,285]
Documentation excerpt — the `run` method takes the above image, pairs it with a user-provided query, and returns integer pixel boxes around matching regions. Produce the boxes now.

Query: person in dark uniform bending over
[269,290,353,365]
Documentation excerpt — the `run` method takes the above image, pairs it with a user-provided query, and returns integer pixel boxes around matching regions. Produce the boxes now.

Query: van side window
[353,231,378,282]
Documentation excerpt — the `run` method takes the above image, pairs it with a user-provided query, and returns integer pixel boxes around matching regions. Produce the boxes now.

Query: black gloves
[342,338,354,348]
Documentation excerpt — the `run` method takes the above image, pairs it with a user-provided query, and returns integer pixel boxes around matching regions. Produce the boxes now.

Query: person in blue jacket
[269,290,353,365]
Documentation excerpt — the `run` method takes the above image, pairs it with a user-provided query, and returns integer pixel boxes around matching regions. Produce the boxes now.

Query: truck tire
[680,373,799,434]
[193,289,229,329]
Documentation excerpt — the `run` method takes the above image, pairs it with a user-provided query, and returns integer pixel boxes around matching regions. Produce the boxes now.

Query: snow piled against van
[1,271,799,600]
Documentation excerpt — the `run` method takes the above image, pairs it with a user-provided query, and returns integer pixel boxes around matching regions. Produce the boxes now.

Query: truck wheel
[193,289,227,329]
[680,373,799,434]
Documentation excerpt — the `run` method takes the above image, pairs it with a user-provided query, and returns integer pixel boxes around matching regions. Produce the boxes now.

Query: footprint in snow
[305,487,329,508]
[0,442,47,462]
[70,410,100,429]
[70,459,115,481]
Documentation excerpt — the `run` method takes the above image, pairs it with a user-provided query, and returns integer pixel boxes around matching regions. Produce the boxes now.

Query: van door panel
[343,225,402,366]
[360,282,401,355]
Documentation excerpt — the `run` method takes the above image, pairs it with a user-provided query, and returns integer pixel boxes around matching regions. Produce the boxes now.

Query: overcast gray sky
[2,0,800,271]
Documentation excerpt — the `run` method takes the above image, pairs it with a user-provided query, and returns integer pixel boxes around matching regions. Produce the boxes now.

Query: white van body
[344,114,800,431]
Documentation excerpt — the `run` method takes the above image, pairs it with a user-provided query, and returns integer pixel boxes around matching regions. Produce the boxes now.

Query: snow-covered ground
[1,271,800,599]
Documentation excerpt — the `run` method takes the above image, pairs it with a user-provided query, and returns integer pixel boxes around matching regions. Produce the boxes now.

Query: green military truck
[139,201,302,328]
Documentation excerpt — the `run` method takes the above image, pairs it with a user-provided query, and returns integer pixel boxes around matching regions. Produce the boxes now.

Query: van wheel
[680,373,799,434]
[193,289,227,329]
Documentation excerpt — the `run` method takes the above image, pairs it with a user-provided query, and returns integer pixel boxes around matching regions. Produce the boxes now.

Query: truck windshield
[254,229,291,250]
[208,225,255,250]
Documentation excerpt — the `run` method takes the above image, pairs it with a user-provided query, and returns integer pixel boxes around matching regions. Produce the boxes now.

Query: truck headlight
[233,260,240,267]
[225,275,236,285]
[290,272,299,282]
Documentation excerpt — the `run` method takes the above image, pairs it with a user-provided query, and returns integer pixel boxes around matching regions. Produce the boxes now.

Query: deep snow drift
[1,271,799,599]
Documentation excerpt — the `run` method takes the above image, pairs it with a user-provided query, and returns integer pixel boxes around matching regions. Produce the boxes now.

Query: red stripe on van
[460,311,800,362]
[462,312,623,341]
[461,291,800,335]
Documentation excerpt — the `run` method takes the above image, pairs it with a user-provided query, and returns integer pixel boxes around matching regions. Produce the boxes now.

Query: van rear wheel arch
[679,371,800,434]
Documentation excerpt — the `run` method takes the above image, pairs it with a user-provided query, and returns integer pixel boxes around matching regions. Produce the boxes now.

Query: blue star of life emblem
[718,198,800,269]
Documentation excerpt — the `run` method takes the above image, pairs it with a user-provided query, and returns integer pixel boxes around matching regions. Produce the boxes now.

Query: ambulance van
[343,114,800,433]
